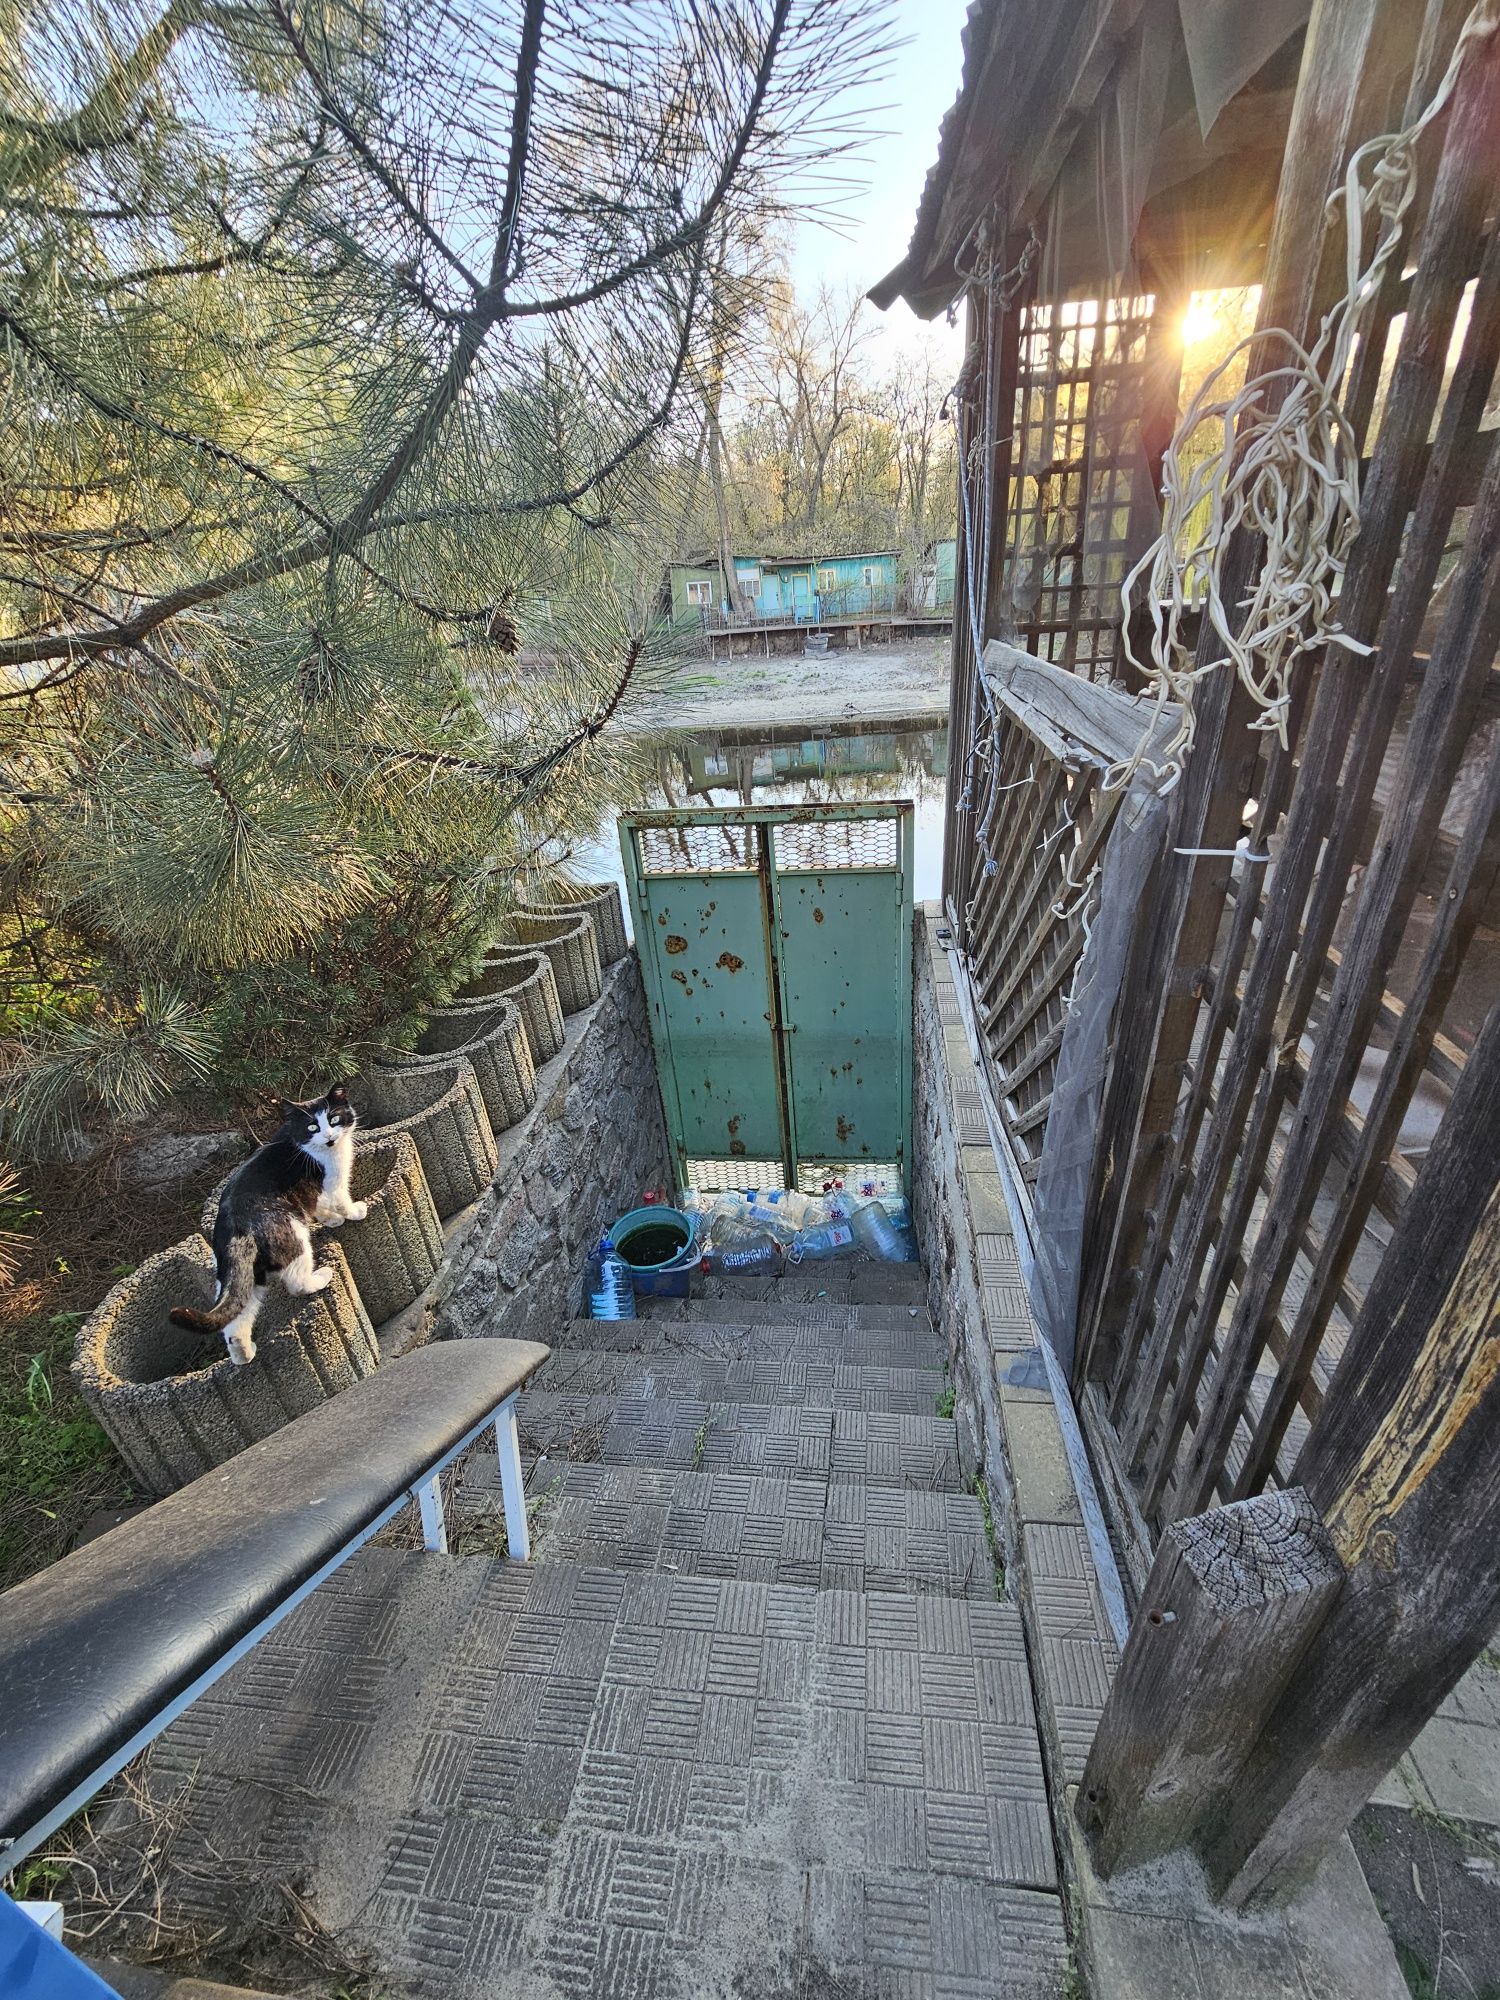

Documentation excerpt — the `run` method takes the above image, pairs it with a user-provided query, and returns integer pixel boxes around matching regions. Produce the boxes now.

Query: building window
[738,574,760,599]
[685,579,711,606]
[818,567,839,592]
[862,565,878,587]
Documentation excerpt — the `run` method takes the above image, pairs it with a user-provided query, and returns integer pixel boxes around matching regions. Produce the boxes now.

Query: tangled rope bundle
[1108,0,1499,799]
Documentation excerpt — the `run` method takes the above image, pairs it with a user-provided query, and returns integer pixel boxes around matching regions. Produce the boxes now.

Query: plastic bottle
[587,1235,637,1319]
[745,1188,812,1230]
[850,1199,914,1264]
[790,1219,855,1263]
[881,1196,913,1232]
[708,1209,779,1250]
[700,1238,782,1276]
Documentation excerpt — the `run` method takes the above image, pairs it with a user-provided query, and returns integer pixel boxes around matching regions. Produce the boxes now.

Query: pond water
[572,717,949,930]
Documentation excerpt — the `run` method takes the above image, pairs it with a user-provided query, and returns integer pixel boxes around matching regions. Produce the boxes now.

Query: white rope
[1106,1,1499,800]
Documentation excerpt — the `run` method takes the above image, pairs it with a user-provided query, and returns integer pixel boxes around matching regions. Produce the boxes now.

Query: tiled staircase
[87,1267,1071,1999]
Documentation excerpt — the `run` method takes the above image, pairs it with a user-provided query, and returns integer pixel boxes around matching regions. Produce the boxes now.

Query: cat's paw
[307,1265,334,1293]
[225,1331,257,1366]
[346,1199,369,1222]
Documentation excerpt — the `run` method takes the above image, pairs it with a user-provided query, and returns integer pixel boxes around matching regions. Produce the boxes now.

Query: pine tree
[0,0,891,1148]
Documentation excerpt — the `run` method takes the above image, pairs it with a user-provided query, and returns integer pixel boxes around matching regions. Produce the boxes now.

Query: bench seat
[0,1337,547,1871]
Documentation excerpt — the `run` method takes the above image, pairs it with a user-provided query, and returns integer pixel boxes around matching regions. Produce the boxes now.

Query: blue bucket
[611,1206,699,1298]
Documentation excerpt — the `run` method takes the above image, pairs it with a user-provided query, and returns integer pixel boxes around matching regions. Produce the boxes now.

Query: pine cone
[486,605,519,652]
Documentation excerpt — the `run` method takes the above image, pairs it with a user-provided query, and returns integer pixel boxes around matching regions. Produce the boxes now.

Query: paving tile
[1406,1714,1500,1827]
[81,1270,1069,1998]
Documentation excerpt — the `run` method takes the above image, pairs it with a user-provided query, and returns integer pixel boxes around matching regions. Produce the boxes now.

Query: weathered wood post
[1079,998,1500,1902]
[1078,1489,1343,1877]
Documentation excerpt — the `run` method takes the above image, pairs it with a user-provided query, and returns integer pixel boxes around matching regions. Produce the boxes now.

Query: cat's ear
[278,1098,302,1122]
[327,1083,349,1106]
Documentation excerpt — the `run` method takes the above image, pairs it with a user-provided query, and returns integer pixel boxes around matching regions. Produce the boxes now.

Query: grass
[971,1470,1006,1596]
[691,1413,716,1471]
[0,1142,232,1590]
[935,1386,956,1418]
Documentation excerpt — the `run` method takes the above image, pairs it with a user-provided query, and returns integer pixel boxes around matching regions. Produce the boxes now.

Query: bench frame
[3,1391,528,1877]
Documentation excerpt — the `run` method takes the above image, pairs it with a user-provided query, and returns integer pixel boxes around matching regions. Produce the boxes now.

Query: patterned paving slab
[374,1562,1059,1995]
[532,1347,946,1417]
[77,1269,1064,1998]
[515,1394,965,1490]
[550,1316,945,1371]
[642,1297,933,1336]
[459,1461,994,1599]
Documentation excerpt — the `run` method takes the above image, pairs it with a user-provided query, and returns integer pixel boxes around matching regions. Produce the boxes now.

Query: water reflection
[572,718,949,917]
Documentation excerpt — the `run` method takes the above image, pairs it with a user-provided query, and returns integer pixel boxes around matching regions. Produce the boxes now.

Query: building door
[620,804,914,1196]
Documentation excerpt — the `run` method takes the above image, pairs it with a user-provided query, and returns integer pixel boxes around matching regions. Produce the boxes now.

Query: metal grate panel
[772,816,899,872]
[636,822,756,876]
[684,1157,786,1194]
[796,1161,905,1199]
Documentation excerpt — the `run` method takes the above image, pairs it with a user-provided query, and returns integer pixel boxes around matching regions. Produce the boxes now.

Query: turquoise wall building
[667,551,901,625]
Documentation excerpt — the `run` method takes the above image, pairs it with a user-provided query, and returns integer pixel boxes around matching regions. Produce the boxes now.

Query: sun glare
[1180,299,1218,346]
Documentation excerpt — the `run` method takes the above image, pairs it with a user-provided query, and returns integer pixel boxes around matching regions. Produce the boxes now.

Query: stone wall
[431,951,671,1345]
[910,906,1023,1555]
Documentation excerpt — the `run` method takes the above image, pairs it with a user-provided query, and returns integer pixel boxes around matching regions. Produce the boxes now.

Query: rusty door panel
[769,864,910,1175]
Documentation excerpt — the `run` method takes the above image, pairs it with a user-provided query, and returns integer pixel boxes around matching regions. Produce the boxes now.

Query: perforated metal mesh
[684,1156,786,1194]
[636,823,756,876]
[796,1161,905,1198]
[772,816,899,872]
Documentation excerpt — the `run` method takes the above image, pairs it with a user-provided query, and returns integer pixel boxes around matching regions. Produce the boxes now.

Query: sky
[786,0,972,370]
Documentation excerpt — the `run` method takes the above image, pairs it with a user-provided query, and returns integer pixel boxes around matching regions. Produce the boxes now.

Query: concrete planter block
[199,1133,442,1328]
[352,1057,498,1219]
[518,878,628,963]
[501,908,602,1015]
[72,1236,377,1496]
[453,948,565,1065]
[386,996,536,1135]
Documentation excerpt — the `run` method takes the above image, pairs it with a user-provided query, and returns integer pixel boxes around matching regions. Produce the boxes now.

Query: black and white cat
[170,1085,368,1366]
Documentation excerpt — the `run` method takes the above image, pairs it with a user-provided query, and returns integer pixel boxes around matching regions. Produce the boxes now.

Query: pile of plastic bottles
[679,1181,916,1274]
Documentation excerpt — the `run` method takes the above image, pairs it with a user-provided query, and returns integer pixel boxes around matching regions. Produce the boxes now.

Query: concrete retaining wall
[434,950,670,1345]
[395,995,537,1133]
[353,1057,498,1218]
[72,1236,376,1495]
[518,879,629,964]
[501,909,602,1014]
[450,949,565,1065]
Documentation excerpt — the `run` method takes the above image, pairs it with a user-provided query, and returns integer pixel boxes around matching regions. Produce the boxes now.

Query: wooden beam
[1196,998,1500,1906]
[1079,1488,1344,1878]
[985,640,1181,767]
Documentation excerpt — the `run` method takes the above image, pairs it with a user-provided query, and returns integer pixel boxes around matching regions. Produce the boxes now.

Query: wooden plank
[1078,1488,1344,1878]
[985,639,1181,767]
[1201,1006,1500,1906]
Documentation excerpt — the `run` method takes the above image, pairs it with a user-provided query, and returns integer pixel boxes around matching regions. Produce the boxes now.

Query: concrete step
[514,1390,964,1489]
[686,1261,928,1308]
[458,1459,994,1599]
[638,1294,932,1335]
[532,1345,947,1418]
[115,1545,1062,1996]
[551,1315,944,1374]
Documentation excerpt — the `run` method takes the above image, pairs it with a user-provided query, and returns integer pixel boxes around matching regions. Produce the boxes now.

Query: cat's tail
[169,1235,256,1332]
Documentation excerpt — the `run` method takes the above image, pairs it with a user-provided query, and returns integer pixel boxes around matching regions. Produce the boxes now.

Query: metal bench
[0,1337,547,1879]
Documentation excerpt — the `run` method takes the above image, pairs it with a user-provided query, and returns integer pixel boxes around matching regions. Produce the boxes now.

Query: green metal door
[621,804,914,1195]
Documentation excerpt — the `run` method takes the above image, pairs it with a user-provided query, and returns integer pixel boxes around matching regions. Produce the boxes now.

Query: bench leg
[415,1472,448,1554]
[494,1398,530,1562]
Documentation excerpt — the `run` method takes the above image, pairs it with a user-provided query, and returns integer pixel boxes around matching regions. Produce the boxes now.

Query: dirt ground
[0,1134,236,1590]
[634,633,952,733]
[1355,1806,1500,1999]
